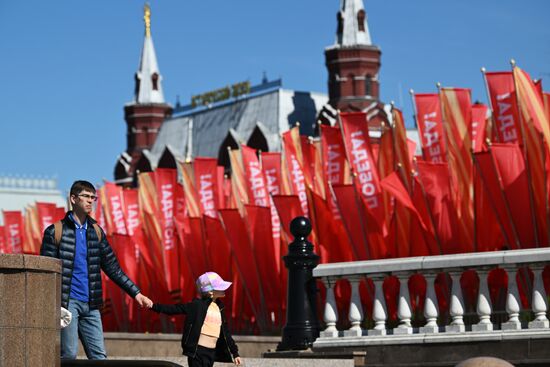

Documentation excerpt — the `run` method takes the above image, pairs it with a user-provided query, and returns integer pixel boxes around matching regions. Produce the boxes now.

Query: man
[41,180,152,360]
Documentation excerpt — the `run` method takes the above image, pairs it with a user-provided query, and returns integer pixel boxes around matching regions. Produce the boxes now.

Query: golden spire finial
[144,3,151,38]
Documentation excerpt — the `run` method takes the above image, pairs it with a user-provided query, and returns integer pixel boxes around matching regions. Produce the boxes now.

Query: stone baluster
[420,273,439,333]
[370,276,387,335]
[502,266,522,330]
[344,277,364,337]
[446,271,465,332]
[472,269,493,331]
[528,265,549,329]
[394,273,413,335]
[320,278,339,338]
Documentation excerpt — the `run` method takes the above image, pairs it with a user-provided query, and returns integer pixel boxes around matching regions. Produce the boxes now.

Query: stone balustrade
[313,248,550,349]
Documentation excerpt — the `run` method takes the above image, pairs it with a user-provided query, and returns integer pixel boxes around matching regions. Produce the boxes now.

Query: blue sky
[0,0,549,193]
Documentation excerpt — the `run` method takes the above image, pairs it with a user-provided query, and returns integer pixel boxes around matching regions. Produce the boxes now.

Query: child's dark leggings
[188,345,216,367]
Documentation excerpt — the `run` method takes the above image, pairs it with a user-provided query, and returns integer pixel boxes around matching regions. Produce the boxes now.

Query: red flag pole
[510,59,541,247]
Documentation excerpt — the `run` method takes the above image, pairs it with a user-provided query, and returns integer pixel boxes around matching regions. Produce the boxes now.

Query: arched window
[152,73,159,91]
[357,10,365,32]
[365,74,372,96]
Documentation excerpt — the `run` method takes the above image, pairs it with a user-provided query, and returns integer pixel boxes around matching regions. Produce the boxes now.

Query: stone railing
[313,248,550,348]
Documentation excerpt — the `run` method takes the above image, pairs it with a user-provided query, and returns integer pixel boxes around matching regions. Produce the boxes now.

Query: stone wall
[0,254,61,367]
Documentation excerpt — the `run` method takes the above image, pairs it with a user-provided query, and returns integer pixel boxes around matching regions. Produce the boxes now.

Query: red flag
[513,67,550,245]
[155,169,180,294]
[440,87,474,247]
[320,124,349,220]
[174,183,186,217]
[261,152,282,195]
[178,161,201,218]
[300,136,316,189]
[242,145,269,207]
[138,172,166,286]
[260,152,282,250]
[244,205,280,318]
[271,195,305,238]
[36,202,57,233]
[219,209,267,330]
[471,104,489,153]
[544,93,550,123]
[282,130,309,216]
[122,189,150,269]
[392,108,414,189]
[0,226,5,254]
[411,176,440,256]
[485,71,521,143]
[54,207,65,222]
[491,143,537,248]
[202,215,234,317]
[95,188,107,229]
[175,216,209,281]
[193,158,219,218]
[309,190,354,263]
[154,169,177,252]
[416,161,463,254]
[103,182,128,235]
[110,234,138,286]
[320,124,349,186]
[203,216,232,281]
[381,171,428,231]
[3,211,24,253]
[339,112,386,233]
[228,149,249,212]
[472,162,505,252]
[413,94,447,163]
[330,185,369,260]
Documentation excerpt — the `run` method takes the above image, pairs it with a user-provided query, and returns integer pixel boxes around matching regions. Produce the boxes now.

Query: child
[150,272,242,366]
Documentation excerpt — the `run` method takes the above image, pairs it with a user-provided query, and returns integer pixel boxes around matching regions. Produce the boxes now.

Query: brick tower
[114,4,172,184]
[325,0,381,112]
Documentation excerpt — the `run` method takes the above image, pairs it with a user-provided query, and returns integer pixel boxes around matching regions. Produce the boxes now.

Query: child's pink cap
[196,272,232,293]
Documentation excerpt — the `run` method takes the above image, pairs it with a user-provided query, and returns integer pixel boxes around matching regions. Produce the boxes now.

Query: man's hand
[135,293,153,308]
[234,357,243,365]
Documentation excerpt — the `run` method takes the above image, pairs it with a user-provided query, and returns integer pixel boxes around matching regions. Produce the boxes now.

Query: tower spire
[116,3,172,186]
[144,3,151,38]
[336,0,372,47]
[133,3,165,104]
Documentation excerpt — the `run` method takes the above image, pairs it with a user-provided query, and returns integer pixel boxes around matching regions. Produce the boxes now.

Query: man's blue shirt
[69,213,89,302]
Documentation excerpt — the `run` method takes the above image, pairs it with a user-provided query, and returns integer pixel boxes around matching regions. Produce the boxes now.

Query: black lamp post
[277,216,320,351]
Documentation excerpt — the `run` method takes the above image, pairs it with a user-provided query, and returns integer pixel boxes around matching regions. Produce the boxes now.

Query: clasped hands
[134,293,153,308]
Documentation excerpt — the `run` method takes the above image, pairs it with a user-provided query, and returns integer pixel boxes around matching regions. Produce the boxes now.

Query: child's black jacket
[152,297,239,362]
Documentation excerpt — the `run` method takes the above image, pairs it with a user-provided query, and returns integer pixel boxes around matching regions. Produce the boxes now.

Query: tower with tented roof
[325,0,382,112]
[114,3,172,185]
